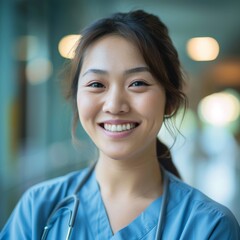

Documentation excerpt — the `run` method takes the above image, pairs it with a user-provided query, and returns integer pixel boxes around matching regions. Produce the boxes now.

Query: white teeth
[104,123,136,132]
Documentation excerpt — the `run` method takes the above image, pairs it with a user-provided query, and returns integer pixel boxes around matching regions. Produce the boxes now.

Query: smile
[102,123,138,132]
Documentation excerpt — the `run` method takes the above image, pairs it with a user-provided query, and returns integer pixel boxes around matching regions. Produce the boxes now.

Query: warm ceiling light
[187,37,219,61]
[58,34,81,59]
[198,91,240,126]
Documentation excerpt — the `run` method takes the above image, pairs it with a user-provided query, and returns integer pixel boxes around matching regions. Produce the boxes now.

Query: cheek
[77,93,97,123]
[135,92,166,119]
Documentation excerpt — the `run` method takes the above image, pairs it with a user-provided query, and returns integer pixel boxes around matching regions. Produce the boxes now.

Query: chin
[99,147,145,162]
[101,152,130,161]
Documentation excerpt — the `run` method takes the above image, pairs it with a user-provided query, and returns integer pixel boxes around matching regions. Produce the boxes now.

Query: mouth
[99,122,139,132]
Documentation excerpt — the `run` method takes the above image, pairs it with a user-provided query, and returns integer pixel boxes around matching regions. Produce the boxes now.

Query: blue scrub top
[1,167,240,239]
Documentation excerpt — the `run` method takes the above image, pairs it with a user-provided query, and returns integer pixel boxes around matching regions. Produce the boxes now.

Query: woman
[1,10,239,239]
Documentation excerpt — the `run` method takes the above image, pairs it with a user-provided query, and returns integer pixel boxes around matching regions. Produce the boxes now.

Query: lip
[97,119,140,139]
[99,119,139,124]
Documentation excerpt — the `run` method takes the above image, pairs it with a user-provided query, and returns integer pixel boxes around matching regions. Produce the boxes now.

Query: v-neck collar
[80,169,163,239]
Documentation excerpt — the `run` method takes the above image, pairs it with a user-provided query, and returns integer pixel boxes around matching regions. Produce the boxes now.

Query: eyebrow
[82,69,108,77]
[82,66,150,77]
[124,66,150,75]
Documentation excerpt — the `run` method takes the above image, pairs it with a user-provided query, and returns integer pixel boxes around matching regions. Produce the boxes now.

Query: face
[77,35,166,162]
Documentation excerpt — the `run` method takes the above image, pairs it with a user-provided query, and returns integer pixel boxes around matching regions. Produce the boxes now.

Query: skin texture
[77,35,166,233]
[77,35,166,162]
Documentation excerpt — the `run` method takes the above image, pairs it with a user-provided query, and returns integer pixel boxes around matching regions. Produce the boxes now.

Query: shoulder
[26,167,90,199]
[0,167,92,239]
[167,171,233,216]
[166,171,236,218]
[165,171,240,239]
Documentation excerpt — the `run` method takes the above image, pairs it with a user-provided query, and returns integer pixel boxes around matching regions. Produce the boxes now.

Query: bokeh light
[58,34,81,59]
[187,37,219,61]
[198,91,240,126]
[26,58,53,84]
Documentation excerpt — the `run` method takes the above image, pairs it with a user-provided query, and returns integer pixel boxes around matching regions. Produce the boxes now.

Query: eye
[129,80,150,87]
[87,82,105,88]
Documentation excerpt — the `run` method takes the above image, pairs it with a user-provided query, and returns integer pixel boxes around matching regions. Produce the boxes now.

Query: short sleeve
[209,211,240,240]
[0,171,84,240]
[0,190,33,240]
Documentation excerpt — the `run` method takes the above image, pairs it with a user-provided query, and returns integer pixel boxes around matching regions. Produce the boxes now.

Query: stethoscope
[41,162,169,240]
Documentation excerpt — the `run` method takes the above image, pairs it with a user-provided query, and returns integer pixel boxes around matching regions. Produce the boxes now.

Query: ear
[164,102,175,117]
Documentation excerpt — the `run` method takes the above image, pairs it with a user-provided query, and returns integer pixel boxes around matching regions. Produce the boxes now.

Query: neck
[95,153,163,199]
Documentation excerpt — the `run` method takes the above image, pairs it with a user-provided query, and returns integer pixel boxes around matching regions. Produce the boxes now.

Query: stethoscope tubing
[155,169,169,239]
[41,162,96,240]
[41,195,80,240]
[74,162,97,194]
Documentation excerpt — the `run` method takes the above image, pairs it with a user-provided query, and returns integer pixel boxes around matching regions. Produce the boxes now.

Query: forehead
[80,35,147,74]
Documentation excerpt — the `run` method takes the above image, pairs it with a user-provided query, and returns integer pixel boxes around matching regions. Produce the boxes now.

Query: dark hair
[64,10,187,178]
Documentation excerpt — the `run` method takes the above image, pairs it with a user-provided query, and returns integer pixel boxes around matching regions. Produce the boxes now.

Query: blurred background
[0,0,239,228]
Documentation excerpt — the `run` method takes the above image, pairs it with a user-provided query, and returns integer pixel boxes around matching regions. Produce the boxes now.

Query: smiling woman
[1,10,239,240]
[77,35,166,164]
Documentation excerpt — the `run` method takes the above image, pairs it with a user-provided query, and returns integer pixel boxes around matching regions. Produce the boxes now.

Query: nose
[102,87,130,114]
